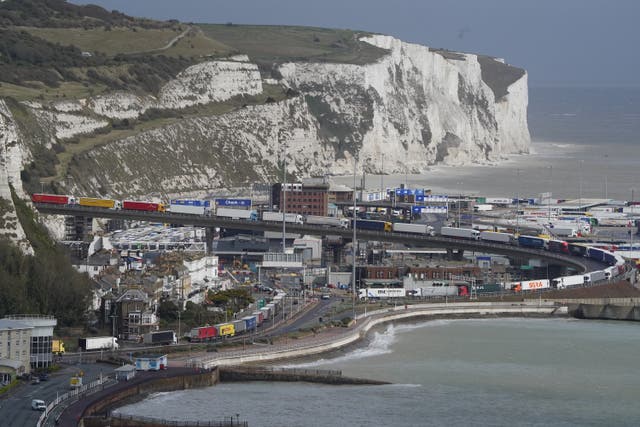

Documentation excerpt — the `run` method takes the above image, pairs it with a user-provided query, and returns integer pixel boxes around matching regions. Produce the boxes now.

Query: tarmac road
[0,363,114,427]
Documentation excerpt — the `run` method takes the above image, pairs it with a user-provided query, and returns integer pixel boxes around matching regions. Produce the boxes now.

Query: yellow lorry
[52,340,65,355]
[78,197,120,209]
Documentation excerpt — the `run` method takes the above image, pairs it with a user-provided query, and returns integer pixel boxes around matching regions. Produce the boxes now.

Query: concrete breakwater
[188,302,567,368]
[569,303,640,321]
[220,366,390,385]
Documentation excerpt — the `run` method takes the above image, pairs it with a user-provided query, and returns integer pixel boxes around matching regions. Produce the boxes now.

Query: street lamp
[352,154,358,322]
[282,145,287,253]
[516,169,520,234]
[547,165,552,223]
[578,160,584,210]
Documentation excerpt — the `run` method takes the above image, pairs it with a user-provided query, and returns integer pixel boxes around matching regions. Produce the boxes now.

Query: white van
[31,399,46,411]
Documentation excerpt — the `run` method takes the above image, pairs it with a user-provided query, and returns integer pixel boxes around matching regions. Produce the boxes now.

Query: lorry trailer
[78,197,119,209]
[78,336,119,351]
[216,207,258,220]
[169,199,211,215]
[392,223,435,235]
[262,211,304,224]
[143,330,177,345]
[440,227,480,240]
[305,215,350,228]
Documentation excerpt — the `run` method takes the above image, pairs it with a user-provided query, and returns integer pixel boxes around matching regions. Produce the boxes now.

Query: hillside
[0,0,530,250]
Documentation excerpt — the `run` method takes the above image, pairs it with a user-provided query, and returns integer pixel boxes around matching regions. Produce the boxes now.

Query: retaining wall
[569,304,640,321]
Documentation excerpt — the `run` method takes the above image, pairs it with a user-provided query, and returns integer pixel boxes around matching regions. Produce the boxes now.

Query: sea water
[115,318,640,426]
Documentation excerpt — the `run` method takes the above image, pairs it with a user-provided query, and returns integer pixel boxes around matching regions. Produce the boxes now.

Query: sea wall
[74,368,219,427]
[192,302,566,368]
[568,303,640,321]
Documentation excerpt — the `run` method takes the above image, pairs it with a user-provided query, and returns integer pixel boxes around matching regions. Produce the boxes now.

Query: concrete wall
[80,369,219,420]
[569,304,640,321]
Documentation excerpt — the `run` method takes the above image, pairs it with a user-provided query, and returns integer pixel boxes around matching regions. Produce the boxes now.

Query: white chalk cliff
[0,34,530,240]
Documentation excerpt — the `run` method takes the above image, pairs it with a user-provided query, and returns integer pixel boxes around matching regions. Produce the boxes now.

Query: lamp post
[516,169,520,234]
[547,165,552,223]
[631,188,635,248]
[352,154,358,322]
[578,160,584,211]
[282,146,287,253]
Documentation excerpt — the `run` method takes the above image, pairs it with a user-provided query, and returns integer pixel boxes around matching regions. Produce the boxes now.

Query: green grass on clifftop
[198,24,388,66]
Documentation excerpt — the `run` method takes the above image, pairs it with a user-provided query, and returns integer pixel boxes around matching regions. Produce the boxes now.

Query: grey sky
[72,0,638,87]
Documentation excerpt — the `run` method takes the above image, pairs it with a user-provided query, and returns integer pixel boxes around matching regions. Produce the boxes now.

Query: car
[31,399,46,411]
[38,373,49,381]
[321,294,331,300]
[31,377,40,385]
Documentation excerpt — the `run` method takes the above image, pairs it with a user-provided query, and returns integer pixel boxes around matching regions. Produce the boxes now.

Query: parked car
[38,373,49,381]
[31,377,40,385]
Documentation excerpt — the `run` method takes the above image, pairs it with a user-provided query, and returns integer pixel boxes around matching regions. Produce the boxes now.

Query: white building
[0,319,33,381]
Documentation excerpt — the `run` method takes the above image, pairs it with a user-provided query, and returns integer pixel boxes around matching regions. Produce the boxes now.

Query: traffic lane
[275,297,335,334]
[0,363,114,427]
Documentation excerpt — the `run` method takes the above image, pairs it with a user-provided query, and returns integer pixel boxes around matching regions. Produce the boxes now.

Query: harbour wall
[568,303,640,321]
[190,302,567,368]
[75,369,219,427]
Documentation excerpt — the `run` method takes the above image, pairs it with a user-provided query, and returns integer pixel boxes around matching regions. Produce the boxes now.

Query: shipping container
[78,197,119,209]
[31,193,75,205]
[122,200,165,212]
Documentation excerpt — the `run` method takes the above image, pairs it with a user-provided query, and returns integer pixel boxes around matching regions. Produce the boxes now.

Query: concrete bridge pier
[205,226,216,253]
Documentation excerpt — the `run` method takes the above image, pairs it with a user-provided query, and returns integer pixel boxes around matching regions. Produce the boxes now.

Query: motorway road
[0,363,114,427]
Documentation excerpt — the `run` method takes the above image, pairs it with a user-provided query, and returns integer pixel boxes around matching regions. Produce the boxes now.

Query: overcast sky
[73,0,638,87]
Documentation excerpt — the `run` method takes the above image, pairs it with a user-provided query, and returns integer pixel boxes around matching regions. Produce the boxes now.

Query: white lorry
[392,223,435,236]
[479,231,515,244]
[216,207,258,221]
[305,215,350,228]
[440,227,480,240]
[78,336,119,351]
[262,211,304,224]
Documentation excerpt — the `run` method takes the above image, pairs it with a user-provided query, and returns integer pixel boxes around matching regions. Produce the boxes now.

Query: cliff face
[2,34,530,208]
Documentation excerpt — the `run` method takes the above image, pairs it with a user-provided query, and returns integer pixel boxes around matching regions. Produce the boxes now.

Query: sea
[116,318,640,426]
[114,88,640,426]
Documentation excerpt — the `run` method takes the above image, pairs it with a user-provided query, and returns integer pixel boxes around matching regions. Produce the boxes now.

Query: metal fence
[109,413,248,427]
[36,374,113,427]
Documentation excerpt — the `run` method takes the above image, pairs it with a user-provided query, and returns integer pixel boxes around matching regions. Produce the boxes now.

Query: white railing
[36,375,113,427]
